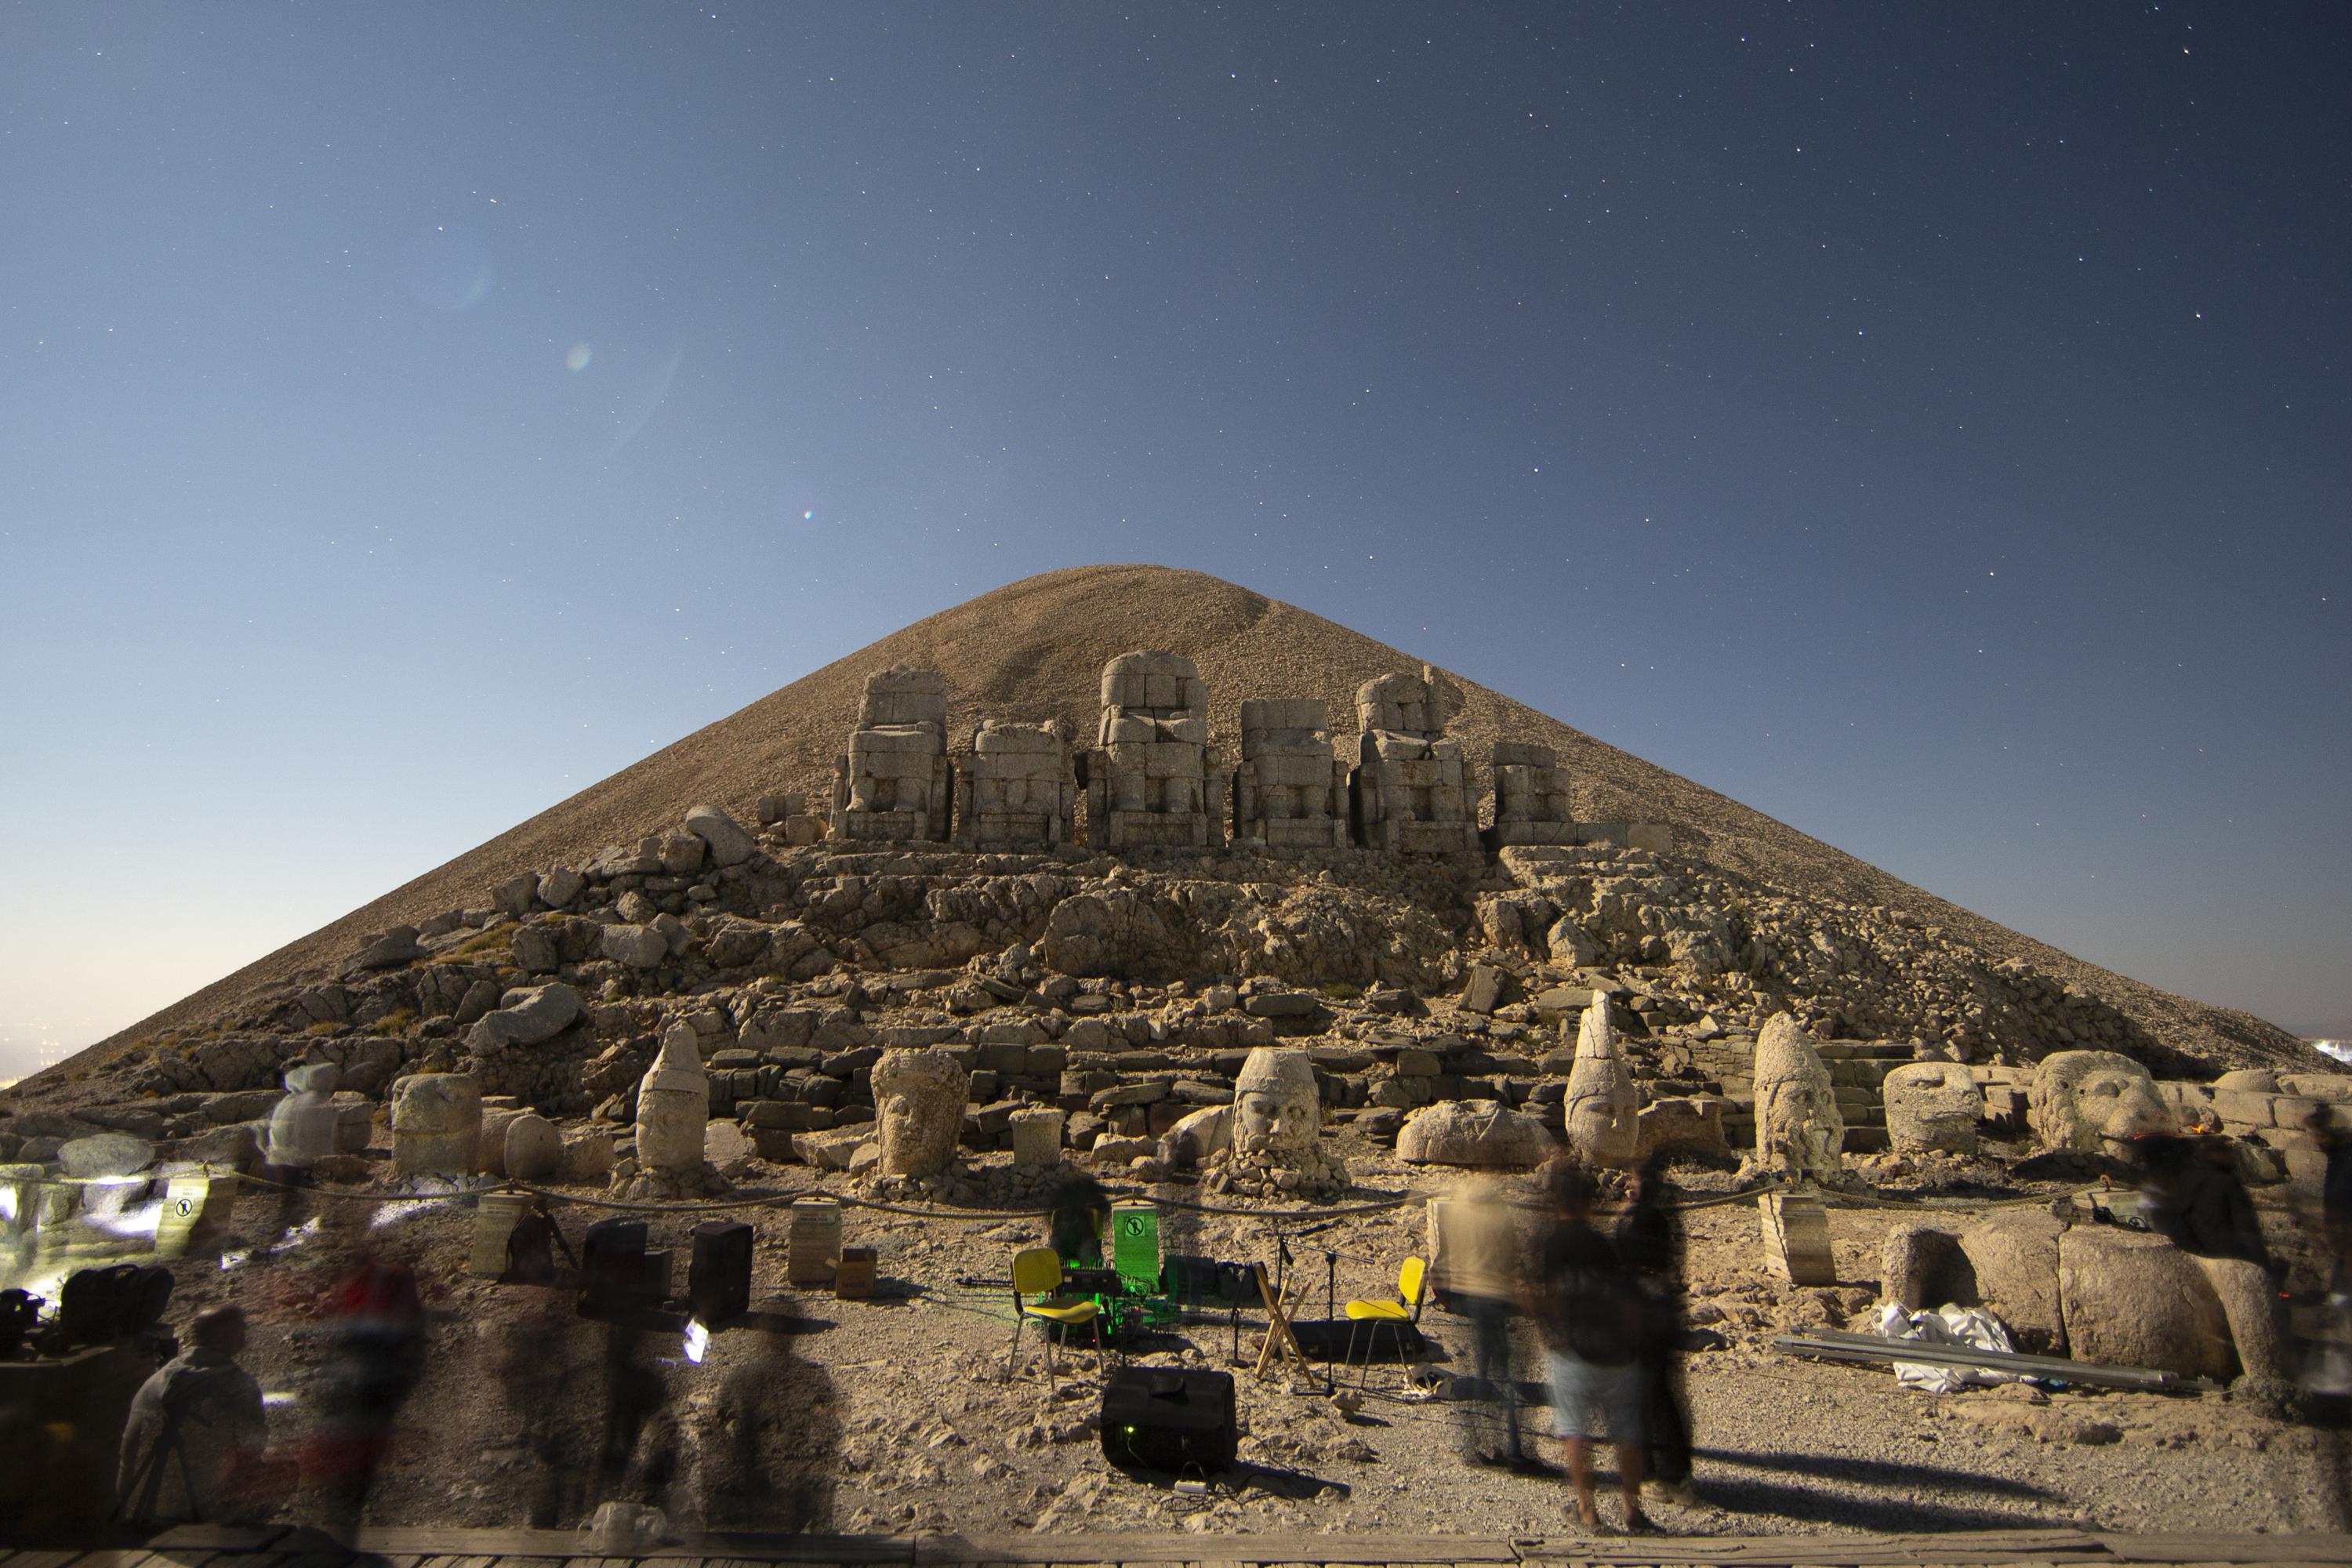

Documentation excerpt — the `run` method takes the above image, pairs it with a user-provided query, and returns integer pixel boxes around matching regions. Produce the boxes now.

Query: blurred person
[2139,1133,2270,1269]
[1438,1174,1527,1466]
[303,1251,426,1541]
[1047,1172,1110,1266]
[1523,1160,1649,1533]
[1617,1152,1697,1507]
[497,1270,583,1526]
[2302,1106,2352,1404]
[502,1195,578,1287]
[118,1305,270,1526]
[2310,1105,2352,1283]
[259,1064,339,1257]
[595,1316,678,1512]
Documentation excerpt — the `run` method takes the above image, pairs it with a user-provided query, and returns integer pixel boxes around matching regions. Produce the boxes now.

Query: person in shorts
[1526,1160,1650,1531]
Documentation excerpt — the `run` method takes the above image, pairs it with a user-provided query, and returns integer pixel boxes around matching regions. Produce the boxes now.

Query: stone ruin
[1080,652,1229,850]
[793,657,1649,856]
[1396,1098,1552,1167]
[624,1022,711,1199]
[954,719,1076,850]
[1562,994,1639,1168]
[1883,1205,2290,1397]
[1348,666,1479,854]
[1744,1011,1845,1181]
[1482,741,1577,851]
[390,1073,479,1179]
[1198,1045,1347,1201]
[1231,699,1347,849]
[1882,1059,1984,1156]
[2028,1048,2172,1160]
[869,1047,969,1182]
[830,666,951,843]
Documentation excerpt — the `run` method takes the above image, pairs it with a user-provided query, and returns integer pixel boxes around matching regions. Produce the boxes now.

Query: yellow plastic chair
[1341,1255,1428,1389]
[1004,1245,1105,1392]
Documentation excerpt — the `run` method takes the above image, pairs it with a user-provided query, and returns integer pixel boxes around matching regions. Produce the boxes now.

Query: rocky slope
[18,564,2302,1098]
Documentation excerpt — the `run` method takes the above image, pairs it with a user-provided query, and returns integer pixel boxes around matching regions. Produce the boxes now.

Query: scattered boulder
[503,1112,562,1181]
[347,926,423,972]
[2056,1225,2234,1381]
[1396,1099,1552,1167]
[558,1129,615,1183]
[601,925,669,968]
[465,982,584,1051]
[56,1133,154,1179]
[512,925,562,975]
[684,804,759,867]
[1634,1096,1728,1161]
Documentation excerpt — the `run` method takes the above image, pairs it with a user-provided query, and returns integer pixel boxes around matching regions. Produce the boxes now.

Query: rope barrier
[202,1160,2100,1224]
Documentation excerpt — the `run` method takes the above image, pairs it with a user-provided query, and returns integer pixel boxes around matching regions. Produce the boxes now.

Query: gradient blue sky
[3,3,2346,1079]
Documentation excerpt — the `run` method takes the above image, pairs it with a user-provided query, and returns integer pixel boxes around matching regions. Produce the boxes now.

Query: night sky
[3,4,2346,1077]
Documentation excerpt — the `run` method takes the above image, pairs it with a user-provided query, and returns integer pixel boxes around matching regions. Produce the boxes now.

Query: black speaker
[1100,1366,1238,1474]
[579,1218,665,1320]
[1160,1255,1257,1308]
[688,1221,753,1328]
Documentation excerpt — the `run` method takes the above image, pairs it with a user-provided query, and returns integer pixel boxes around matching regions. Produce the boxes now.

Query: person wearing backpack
[1525,1160,1651,1532]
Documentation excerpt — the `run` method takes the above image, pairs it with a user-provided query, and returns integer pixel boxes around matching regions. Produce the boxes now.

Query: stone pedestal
[1009,1107,1067,1168]
[1759,1192,1835,1285]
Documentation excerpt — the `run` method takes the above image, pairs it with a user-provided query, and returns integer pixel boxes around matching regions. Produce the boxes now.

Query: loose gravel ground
[156,1142,2348,1541]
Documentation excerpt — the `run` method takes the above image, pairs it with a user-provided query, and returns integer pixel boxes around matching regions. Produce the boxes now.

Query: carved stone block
[1080,652,1229,850]
[831,666,951,842]
[1232,697,1346,848]
[954,719,1076,848]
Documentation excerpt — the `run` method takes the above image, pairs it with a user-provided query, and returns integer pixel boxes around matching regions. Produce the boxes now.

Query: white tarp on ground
[1870,1301,2020,1393]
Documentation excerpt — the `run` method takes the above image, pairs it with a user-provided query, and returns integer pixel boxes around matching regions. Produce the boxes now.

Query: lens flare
[567,343,593,372]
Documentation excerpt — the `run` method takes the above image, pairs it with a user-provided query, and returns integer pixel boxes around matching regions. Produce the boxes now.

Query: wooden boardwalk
[0,1524,2339,1568]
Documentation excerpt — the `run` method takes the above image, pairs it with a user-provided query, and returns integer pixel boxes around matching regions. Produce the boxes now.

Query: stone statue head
[869,1047,970,1178]
[1232,1046,1320,1156]
[1882,1060,1984,1156]
[2029,1049,2170,1158]
[1752,1012,1844,1178]
[1563,996,1639,1167]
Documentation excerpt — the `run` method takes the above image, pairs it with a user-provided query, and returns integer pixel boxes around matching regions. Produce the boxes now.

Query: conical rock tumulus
[12,564,2307,1102]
